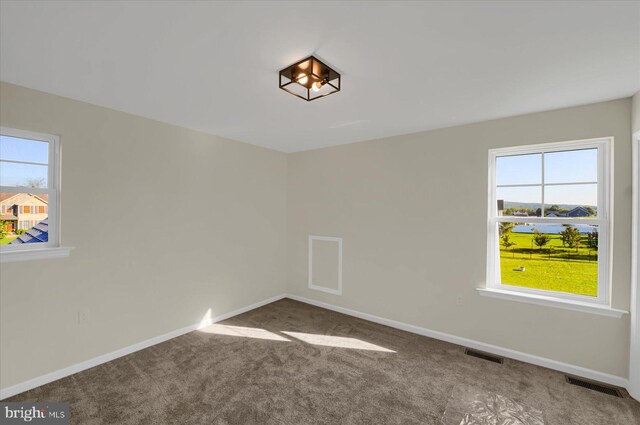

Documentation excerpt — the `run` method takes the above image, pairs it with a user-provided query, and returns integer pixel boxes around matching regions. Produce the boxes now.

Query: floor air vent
[464,348,504,364]
[565,376,623,398]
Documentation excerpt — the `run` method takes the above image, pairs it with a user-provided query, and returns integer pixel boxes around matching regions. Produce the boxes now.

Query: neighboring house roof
[10,218,49,244]
[566,206,592,217]
[0,214,17,220]
[546,211,567,217]
[0,193,18,203]
[0,193,48,204]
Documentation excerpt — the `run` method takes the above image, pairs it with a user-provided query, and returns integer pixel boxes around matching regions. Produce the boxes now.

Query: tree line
[499,222,598,259]
[503,205,596,217]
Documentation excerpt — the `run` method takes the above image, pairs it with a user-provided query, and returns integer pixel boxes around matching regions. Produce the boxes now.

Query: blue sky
[0,135,49,187]
[496,149,598,206]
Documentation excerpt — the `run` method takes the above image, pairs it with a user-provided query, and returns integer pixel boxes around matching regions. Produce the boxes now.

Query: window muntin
[487,139,610,305]
[0,128,59,251]
[495,149,599,218]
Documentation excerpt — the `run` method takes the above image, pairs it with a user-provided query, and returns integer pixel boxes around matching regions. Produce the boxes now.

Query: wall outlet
[456,296,464,306]
[77,311,88,325]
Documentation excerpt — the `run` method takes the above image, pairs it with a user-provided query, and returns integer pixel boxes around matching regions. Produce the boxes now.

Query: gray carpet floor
[7,298,640,424]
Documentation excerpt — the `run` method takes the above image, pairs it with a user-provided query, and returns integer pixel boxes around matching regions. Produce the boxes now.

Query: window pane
[0,135,49,164]
[496,153,541,185]
[0,192,49,245]
[0,162,48,188]
[544,149,597,184]
[496,186,541,217]
[497,222,598,297]
[544,184,597,217]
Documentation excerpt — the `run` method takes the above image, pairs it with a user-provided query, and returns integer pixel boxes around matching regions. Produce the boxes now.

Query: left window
[0,127,70,262]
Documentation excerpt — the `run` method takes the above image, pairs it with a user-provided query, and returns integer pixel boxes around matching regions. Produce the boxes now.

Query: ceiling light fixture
[279,56,340,101]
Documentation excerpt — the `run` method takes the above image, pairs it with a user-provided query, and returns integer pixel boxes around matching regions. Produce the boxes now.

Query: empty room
[1,1,640,424]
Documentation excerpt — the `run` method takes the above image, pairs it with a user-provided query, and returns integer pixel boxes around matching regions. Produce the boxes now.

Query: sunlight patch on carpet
[199,324,290,341]
[282,331,396,352]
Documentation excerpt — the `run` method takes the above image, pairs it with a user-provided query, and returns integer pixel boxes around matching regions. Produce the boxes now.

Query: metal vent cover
[464,348,504,364]
[565,376,624,398]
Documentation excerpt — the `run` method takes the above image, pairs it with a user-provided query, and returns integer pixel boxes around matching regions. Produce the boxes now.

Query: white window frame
[630,130,640,398]
[481,137,625,317]
[0,126,71,262]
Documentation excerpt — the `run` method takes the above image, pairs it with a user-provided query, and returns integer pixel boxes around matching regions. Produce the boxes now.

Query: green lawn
[499,232,598,297]
[0,236,17,244]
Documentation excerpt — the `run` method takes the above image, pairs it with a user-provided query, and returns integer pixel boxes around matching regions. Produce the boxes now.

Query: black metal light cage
[279,56,341,101]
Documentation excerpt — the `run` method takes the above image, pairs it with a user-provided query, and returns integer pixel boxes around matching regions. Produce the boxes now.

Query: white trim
[0,294,287,400]
[0,246,73,263]
[476,288,627,318]
[497,181,598,188]
[0,159,48,167]
[308,235,343,296]
[494,216,600,224]
[487,137,612,306]
[489,137,613,155]
[630,130,640,400]
[285,293,629,389]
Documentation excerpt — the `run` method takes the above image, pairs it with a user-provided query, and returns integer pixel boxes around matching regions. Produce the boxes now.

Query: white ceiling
[1,1,639,153]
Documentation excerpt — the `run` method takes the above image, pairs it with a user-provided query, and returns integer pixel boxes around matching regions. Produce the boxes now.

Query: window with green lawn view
[487,138,611,304]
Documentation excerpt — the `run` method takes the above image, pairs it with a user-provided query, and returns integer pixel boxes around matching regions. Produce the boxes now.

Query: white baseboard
[2,292,629,400]
[285,293,629,390]
[0,293,287,400]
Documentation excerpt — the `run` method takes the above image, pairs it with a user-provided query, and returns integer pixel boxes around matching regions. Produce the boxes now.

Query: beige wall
[0,82,287,389]
[633,91,640,134]
[1,81,635,390]
[287,98,633,378]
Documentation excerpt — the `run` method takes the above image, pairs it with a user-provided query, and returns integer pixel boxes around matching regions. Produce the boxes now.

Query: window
[1,127,70,262]
[485,138,613,310]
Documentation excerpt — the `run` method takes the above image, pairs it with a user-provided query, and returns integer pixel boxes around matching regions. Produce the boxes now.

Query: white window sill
[477,288,628,318]
[0,247,74,263]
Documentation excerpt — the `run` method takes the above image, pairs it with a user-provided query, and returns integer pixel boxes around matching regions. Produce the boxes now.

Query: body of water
[512,224,597,234]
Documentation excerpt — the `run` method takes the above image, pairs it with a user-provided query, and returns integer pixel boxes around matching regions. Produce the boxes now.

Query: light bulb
[312,81,323,92]
[297,73,308,85]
